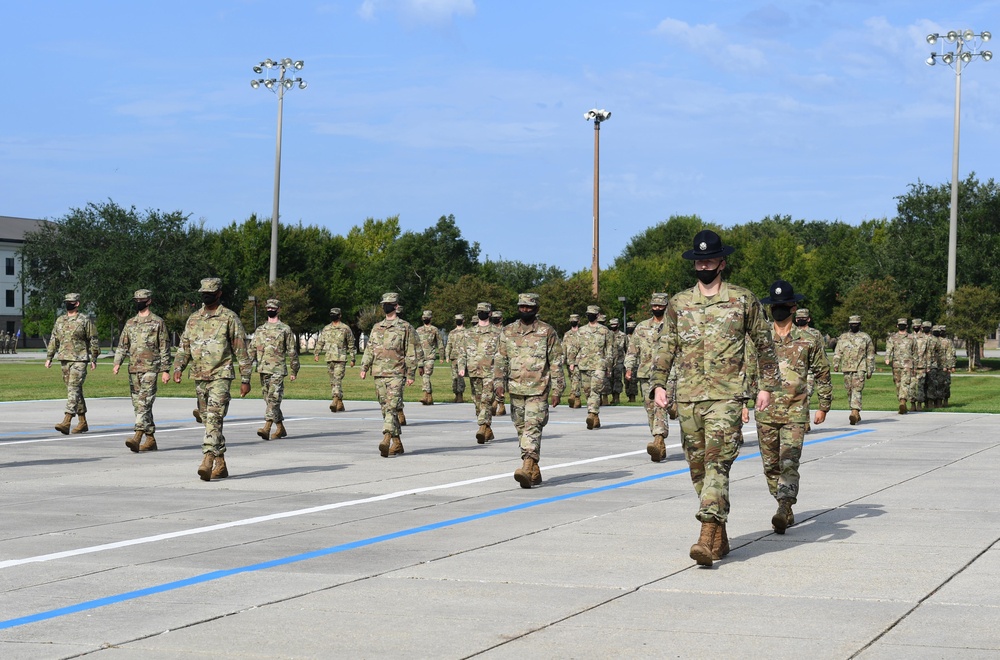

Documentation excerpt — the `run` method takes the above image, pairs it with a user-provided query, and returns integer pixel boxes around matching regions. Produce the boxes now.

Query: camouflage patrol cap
[199,278,222,293]
[454,313,464,321]
[897,317,908,325]
[922,320,932,329]
[586,304,601,315]
[517,293,540,307]
[650,293,669,306]
[848,315,861,324]
[265,299,280,309]
[421,310,433,319]
[63,292,81,302]
[795,308,810,319]
[597,313,607,323]
[626,321,637,329]
[396,304,404,314]
[490,310,503,319]
[569,313,580,322]
[380,292,399,304]
[609,318,620,326]
[476,302,492,313]
[329,307,341,315]
[133,289,152,300]
[912,318,922,327]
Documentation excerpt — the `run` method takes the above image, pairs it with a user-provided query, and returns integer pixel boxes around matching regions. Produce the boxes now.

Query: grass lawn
[2,351,998,413]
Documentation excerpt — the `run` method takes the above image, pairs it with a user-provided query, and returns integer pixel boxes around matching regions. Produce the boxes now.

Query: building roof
[0,216,50,244]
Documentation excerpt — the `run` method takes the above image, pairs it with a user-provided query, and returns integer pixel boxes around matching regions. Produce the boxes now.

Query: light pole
[925,30,992,296]
[584,108,611,299]
[251,58,308,286]
[618,295,627,324]
[247,295,258,329]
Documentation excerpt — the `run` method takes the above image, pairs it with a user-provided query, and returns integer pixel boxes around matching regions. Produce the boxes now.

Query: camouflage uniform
[608,319,627,403]
[885,318,916,411]
[114,291,170,434]
[314,307,356,408]
[446,315,468,401]
[650,281,779,526]
[0,331,7,354]
[832,315,876,418]
[458,304,502,432]
[568,305,613,424]
[793,308,824,397]
[562,316,583,406]
[624,294,672,459]
[394,307,423,418]
[172,279,253,458]
[494,293,565,479]
[416,310,441,402]
[47,294,100,417]
[923,321,943,405]
[249,301,300,425]
[910,319,929,406]
[360,293,417,454]
[624,321,639,401]
[939,325,956,403]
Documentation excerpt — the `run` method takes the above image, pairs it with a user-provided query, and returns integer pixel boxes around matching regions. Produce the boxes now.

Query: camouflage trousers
[579,369,606,414]
[420,359,435,394]
[470,377,495,425]
[890,366,912,401]
[375,376,404,436]
[326,361,347,398]
[259,372,285,422]
[60,360,89,414]
[128,371,160,433]
[678,399,744,524]
[568,365,582,397]
[842,372,866,409]
[610,363,624,395]
[624,372,638,399]
[926,367,944,401]
[450,362,466,395]
[195,379,232,456]
[944,371,952,400]
[910,370,928,403]
[756,421,806,504]
[638,379,668,437]
[510,393,550,461]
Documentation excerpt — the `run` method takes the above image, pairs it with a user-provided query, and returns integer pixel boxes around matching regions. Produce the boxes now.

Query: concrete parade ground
[0,396,998,659]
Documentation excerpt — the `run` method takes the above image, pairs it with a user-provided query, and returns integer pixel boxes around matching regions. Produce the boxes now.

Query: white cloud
[653,17,767,72]
[358,0,475,24]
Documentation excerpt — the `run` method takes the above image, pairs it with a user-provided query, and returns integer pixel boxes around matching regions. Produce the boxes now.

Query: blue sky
[4,1,999,272]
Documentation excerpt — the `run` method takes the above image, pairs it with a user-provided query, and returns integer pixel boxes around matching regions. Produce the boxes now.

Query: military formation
[0,328,19,353]
[36,230,969,568]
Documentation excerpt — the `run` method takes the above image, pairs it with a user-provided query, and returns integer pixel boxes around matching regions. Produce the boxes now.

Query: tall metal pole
[947,56,962,295]
[270,83,284,286]
[592,120,600,299]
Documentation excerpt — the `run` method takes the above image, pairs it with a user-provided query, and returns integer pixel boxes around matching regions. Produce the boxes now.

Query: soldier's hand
[495,388,505,401]
[173,371,182,384]
[45,359,51,369]
[668,403,678,420]
[866,372,873,380]
[240,383,251,398]
[359,370,367,380]
[569,364,575,372]
[625,369,632,380]
[755,390,771,412]
[313,355,319,362]
[290,375,296,381]
[652,387,668,408]
[351,362,356,368]
[161,372,169,384]
[406,378,414,386]
[884,359,890,365]
[458,369,465,377]
[814,410,827,425]
[90,361,97,371]
[741,407,750,424]
[113,364,120,375]
[550,394,560,407]
[418,367,424,376]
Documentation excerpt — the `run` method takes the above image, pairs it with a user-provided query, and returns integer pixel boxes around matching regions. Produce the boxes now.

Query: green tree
[479,258,565,294]
[424,274,516,324]
[619,214,712,261]
[830,277,909,349]
[240,278,312,334]
[536,275,595,334]
[944,285,1000,371]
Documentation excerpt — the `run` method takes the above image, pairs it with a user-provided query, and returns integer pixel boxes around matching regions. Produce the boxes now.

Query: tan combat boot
[712,523,730,560]
[586,413,595,430]
[379,432,392,458]
[628,394,636,403]
[397,410,407,427]
[336,398,346,412]
[126,430,143,453]
[256,420,272,440]
[55,413,74,435]
[592,414,601,429]
[72,414,89,434]
[772,500,793,534]
[909,401,917,412]
[193,408,203,423]
[849,409,860,425]
[690,521,718,567]
[425,392,433,406]
[388,437,404,457]
[330,398,338,412]
[495,401,506,416]
[271,422,287,440]
[476,424,488,444]
[211,455,229,479]
[139,434,158,452]
[454,393,461,403]
[646,434,666,462]
[198,453,214,481]
[531,460,542,486]
[898,400,908,415]
[514,457,536,489]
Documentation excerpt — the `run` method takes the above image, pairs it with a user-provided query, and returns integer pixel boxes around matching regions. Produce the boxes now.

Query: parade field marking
[0,428,872,631]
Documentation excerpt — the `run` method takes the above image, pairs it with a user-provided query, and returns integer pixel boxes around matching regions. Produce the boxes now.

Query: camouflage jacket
[561,328,580,366]
[250,321,300,376]
[360,316,418,379]
[494,319,565,397]
[416,324,441,361]
[624,317,663,379]
[612,330,627,366]
[445,327,467,362]
[568,323,613,371]
[940,337,956,369]
[925,335,943,369]
[832,331,876,375]
[314,322,355,363]
[403,320,426,365]
[912,333,930,369]
[754,325,832,424]
[458,323,501,378]
[172,304,252,383]
[114,312,170,374]
[885,332,916,370]
[47,313,100,363]
[650,282,779,402]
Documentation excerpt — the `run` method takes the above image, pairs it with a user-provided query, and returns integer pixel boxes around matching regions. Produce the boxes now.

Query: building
[0,215,49,348]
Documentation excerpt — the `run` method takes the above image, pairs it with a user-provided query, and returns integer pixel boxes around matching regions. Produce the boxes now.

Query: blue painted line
[0,428,872,630]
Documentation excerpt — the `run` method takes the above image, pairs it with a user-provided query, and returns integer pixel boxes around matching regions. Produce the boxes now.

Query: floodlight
[982,31,991,42]
[298,80,308,89]
[964,30,975,41]
[946,31,958,42]
[251,79,260,88]
[926,55,936,65]
[983,51,993,61]
[961,52,973,63]
[927,33,938,45]
[293,60,304,70]
[253,66,263,74]
[942,52,954,64]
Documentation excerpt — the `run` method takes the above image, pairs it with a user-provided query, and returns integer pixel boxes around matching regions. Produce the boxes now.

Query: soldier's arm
[157,319,171,372]
[549,331,566,399]
[649,307,678,394]
[748,299,780,392]
[288,328,300,377]
[313,331,326,358]
[492,334,509,389]
[831,340,842,371]
[46,322,59,361]
[231,317,253,383]
[811,337,833,412]
[404,325,418,380]
[347,327,357,365]
[866,336,876,376]
[87,319,100,363]
[113,325,130,369]
[172,325,192,378]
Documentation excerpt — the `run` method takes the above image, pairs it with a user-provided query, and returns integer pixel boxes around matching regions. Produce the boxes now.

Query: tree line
[18,175,1000,359]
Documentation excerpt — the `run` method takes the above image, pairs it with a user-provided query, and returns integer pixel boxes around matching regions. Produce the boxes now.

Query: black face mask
[651,308,665,318]
[626,327,634,335]
[266,310,278,319]
[423,319,432,325]
[383,303,397,314]
[519,310,537,324]
[898,324,907,332]
[65,301,78,311]
[794,318,809,327]
[933,331,941,337]
[586,313,598,323]
[454,321,463,328]
[330,314,341,322]
[695,267,720,285]
[135,300,150,312]
[477,311,490,321]
[849,324,860,333]
[770,306,793,322]
[201,292,220,305]
[570,321,579,328]
[491,318,501,325]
